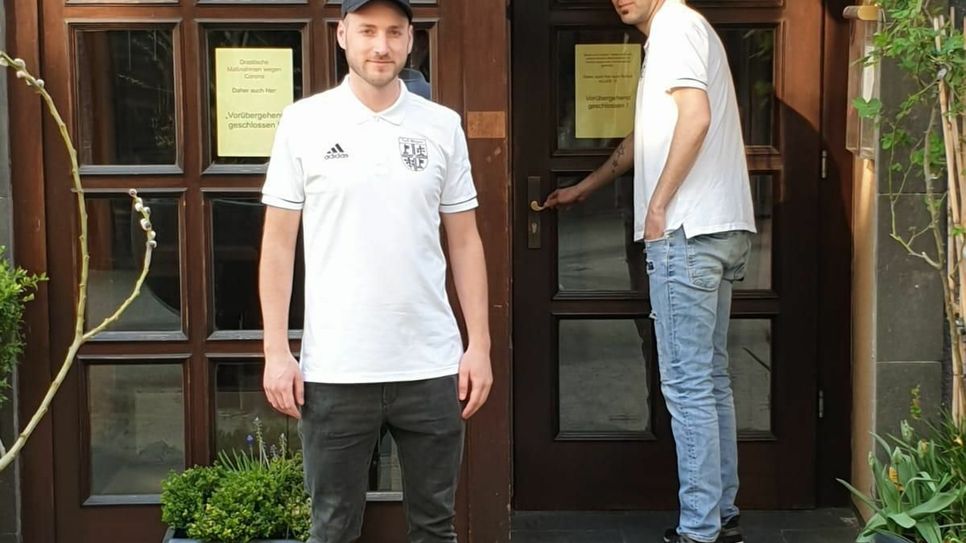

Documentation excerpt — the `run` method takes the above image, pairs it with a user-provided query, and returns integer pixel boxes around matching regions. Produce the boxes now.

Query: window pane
[210,197,304,332]
[214,361,401,493]
[717,27,775,146]
[335,24,434,100]
[557,175,644,293]
[206,28,303,166]
[86,196,181,333]
[556,28,643,153]
[739,175,773,290]
[730,319,772,434]
[369,430,404,493]
[75,29,176,166]
[559,319,652,435]
[89,363,184,495]
[214,361,300,454]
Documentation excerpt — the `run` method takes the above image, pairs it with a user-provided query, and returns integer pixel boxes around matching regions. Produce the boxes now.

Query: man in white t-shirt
[258,1,492,541]
[544,1,754,542]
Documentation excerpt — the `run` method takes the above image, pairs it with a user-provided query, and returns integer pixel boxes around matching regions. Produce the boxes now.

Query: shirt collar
[339,75,408,126]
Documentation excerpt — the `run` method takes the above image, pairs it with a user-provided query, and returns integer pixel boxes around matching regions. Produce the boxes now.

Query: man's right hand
[263,352,304,419]
[543,183,588,209]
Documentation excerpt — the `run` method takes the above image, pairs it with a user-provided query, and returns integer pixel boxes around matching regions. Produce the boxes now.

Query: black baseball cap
[341,0,413,21]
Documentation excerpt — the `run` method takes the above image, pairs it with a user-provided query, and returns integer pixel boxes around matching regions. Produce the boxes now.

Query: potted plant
[840,390,966,543]
[161,420,310,543]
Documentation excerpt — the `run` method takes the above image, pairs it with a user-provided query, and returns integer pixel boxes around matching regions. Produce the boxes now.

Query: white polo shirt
[634,1,756,240]
[262,77,478,384]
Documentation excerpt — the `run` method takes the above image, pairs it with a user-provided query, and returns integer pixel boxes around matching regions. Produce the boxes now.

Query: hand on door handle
[530,200,548,212]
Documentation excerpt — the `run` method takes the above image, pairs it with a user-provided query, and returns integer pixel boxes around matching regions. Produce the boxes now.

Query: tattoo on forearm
[611,142,626,175]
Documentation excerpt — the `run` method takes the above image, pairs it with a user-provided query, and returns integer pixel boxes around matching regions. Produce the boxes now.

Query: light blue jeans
[645,227,751,543]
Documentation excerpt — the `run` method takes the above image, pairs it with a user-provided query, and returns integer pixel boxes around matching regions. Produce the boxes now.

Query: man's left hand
[644,207,668,241]
[458,346,493,419]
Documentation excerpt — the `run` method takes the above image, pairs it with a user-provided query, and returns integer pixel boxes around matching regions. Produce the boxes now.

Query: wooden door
[512,0,823,510]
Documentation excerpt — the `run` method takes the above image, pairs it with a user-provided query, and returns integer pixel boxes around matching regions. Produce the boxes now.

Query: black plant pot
[162,527,302,543]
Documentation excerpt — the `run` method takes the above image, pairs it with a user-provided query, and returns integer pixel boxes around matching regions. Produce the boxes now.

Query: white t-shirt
[634,1,757,240]
[261,77,478,384]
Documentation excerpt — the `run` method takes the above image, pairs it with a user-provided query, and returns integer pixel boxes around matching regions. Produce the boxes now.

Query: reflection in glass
[206,29,303,166]
[369,430,403,493]
[214,361,300,454]
[336,25,433,100]
[558,175,645,292]
[210,197,304,331]
[717,27,775,146]
[89,363,184,495]
[86,196,181,333]
[740,175,773,290]
[729,319,772,434]
[559,319,651,434]
[76,29,176,166]
[214,361,401,492]
[557,29,642,152]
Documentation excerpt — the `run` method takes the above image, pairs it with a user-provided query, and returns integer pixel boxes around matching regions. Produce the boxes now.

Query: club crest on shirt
[399,137,429,172]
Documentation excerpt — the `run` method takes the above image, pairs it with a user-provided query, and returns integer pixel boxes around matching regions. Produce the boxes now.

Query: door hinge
[818,389,825,419]
[820,149,828,180]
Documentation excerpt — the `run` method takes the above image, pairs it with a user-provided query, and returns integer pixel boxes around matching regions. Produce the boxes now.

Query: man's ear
[337,19,348,50]
[407,25,414,55]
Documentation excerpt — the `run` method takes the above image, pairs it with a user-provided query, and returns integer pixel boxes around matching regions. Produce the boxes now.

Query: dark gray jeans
[300,375,464,543]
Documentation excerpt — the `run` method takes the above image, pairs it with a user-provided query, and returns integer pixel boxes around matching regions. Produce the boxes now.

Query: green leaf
[838,478,882,512]
[888,511,916,528]
[882,131,896,150]
[915,517,942,543]
[907,489,962,516]
[854,97,883,119]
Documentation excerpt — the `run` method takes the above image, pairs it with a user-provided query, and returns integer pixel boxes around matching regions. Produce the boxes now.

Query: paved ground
[511,508,861,542]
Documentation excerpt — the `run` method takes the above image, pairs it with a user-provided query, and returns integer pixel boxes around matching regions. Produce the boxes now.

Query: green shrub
[188,456,308,543]
[160,464,224,532]
[0,246,45,407]
[160,419,310,542]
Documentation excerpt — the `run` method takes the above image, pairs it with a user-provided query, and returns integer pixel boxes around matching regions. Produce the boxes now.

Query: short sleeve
[261,108,305,211]
[650,15,710,93]
[439,121,479,214]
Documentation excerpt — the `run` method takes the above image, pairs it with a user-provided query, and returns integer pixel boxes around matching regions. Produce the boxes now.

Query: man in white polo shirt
[544,1,754,542]
[258,0,491,541]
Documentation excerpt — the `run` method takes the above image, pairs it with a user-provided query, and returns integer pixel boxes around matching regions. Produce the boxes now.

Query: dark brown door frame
[13,0,511,541]
[9,0,57,541]
[818,0,854,507]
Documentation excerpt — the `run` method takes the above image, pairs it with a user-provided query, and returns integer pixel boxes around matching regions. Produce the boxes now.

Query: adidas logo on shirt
[324,143,349,160]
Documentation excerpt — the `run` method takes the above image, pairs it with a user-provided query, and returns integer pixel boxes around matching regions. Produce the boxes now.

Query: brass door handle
[527,176,542,249]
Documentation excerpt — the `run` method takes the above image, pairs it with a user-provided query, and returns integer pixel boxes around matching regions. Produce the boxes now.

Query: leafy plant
[161,419,310,542]
[189,456,309,543]
[841,388,966,542]
[840,436,962,542]
[921,414,966,541]
[160,464,224,532]
[0,246,44,408]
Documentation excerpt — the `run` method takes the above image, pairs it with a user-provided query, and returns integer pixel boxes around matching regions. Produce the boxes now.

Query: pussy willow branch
[0,52,156,469]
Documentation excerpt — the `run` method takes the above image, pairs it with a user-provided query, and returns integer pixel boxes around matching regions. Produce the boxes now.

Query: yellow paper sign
[215,48,294,157]
[575,44,641,139]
